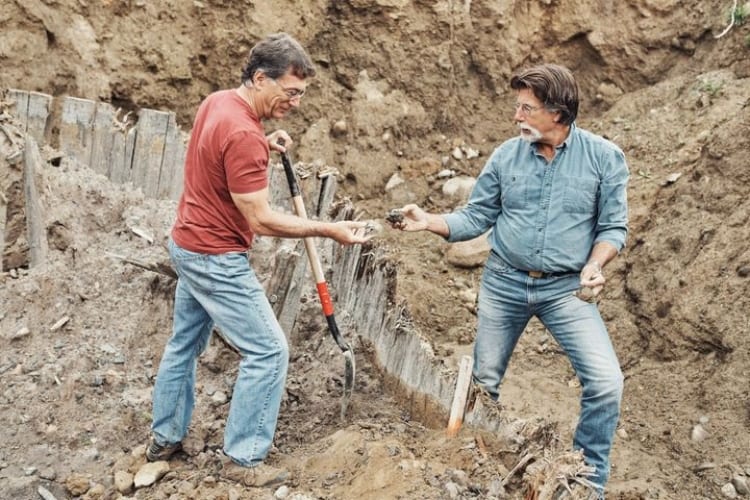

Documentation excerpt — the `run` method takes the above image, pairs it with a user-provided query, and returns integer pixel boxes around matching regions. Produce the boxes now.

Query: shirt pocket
[563,177,599,214]
[501,174,528,210]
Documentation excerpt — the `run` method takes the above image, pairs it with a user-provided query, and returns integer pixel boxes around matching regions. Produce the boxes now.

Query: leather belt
[526,270,575,279]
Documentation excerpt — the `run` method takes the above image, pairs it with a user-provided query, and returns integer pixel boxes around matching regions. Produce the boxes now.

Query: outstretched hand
[329,220,375,245]
[387,204,429,232]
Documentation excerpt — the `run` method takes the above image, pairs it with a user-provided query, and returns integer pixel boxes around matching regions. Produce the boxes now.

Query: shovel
[279,147,355,419]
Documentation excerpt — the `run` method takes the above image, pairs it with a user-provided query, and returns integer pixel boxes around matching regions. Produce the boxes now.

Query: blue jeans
[474,251,623,489]
[151,239,289,466]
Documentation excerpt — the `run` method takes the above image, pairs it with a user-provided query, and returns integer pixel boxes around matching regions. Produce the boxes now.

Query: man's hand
[267,130,292,152]
[388,204,429,231]
[328,220,375,245]
[577,260,605,302]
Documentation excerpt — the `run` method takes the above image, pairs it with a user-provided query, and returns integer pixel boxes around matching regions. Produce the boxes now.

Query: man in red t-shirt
[147,33,370,488]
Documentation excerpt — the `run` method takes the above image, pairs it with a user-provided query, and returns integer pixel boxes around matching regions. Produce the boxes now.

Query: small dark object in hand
[385,209,404,226]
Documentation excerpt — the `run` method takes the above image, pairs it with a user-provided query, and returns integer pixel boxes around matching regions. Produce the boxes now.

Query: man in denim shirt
[391,64,628,497]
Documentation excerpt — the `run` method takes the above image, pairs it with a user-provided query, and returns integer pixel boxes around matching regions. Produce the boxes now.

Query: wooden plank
[89,102,118,177]
[130,108,169,198]
[156,112,186,200]
[446,355,473,437]
[59,97,96,165]
[109,126,136,184]
[7,89,30,129]
[316,173,337,219]
[23,135,49,268]
[268,162,290,211]
[26,92,52,144]
[266,243,308,336]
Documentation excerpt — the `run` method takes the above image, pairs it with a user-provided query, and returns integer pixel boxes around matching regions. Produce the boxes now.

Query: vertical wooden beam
[130,108,169,198]
[446,355,473,437]
[26,92,52,144]
[22,135,49,268]
[89,102,118,177]
[59,97,96,165]
[7,89,30,130]
[156,112,186,201]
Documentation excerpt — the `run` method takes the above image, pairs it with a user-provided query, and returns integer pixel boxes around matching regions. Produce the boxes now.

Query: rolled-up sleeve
[595,147,629,251]
[443,157,503,242]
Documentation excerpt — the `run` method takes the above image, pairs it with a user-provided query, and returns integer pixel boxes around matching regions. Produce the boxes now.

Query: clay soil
[1,1,749,499]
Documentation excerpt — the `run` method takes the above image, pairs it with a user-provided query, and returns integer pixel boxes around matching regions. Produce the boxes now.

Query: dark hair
[241,33,316,83]
[510,64,579,125]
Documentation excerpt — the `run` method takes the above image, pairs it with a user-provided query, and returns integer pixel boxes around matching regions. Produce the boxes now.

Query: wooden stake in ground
[446,355,473,437]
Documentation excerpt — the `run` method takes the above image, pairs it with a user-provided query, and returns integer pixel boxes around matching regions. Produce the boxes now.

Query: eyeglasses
[514,102,543,116]
[271,79,306,100]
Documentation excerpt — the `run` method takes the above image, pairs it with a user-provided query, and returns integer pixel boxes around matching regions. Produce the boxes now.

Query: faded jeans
[474,251,623,489]
[151,239,289,466]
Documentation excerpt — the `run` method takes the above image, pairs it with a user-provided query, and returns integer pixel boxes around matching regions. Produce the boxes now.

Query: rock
[274,485,290,498]
[445,481,461,498]
[691,424,708,442]
[732,475,749,495]
[436,169,455,178]
[441,176,476,200]
[445,233,490,269]
[114,470,133,494]
[331,119,348,137]
[616,427,628,440]
[211,390,228,406]
[65,473,91,496]
[134,461,170,488]
[39,467,57,480]
[722,483,739,498]
[451,147,463,160]
[385,173,405,191]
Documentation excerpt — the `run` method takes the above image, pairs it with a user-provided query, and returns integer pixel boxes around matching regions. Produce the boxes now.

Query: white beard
[519,124,543,143]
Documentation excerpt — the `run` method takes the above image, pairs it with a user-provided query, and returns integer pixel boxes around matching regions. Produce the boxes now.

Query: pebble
[274,485,290,498]
[722,483,738,498]
[114,470,134,494]
[691,424,708,442]
[732,475,749,495]
[617,428,628,439]
[134,461,170,488]
[444,481,460,498]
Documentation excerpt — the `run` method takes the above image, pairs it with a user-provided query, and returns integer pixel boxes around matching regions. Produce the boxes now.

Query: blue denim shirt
[444,124,629,273]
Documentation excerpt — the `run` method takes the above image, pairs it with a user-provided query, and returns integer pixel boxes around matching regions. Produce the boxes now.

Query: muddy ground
[1,0,749,499]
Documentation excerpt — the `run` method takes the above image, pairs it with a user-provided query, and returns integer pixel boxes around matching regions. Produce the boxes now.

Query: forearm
[586,241,619,269]
[250,210,331,239]
[425,213,450,238]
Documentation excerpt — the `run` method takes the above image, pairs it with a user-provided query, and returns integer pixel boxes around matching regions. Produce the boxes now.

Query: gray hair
[241,33,316,84]
[510,64,579,125]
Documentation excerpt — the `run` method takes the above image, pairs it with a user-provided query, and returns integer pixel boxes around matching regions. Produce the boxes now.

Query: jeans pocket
[484,251,513,275]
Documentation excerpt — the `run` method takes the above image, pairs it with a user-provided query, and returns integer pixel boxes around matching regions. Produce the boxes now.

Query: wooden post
[446,355,473,437]
[130,108,169,198]
[23,135,49,268]
[59,97,96,165]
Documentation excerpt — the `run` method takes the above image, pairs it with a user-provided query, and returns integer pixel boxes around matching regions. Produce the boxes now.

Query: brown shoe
[218,454,289,487]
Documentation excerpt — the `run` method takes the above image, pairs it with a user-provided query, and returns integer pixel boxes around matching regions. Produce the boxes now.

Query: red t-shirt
[172,90,269,253]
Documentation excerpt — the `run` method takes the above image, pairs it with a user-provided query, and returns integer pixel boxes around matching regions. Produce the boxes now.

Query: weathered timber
[89,102,119,177]
[59,97,96,165]
[23,135,49,268]
[130,108,170,198]
[7,89,52,144]
[157,112,186,201]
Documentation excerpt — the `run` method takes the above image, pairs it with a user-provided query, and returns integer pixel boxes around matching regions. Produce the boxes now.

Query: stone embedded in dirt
[64,473,91,496]
[134,461,170,488]
[732,475,750,495]
[445,233,490,269]
[331,120,348,137]
[691,423,708,442]
[441,176,476,201]
[114,470,134,494]
[722,482,739,498]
